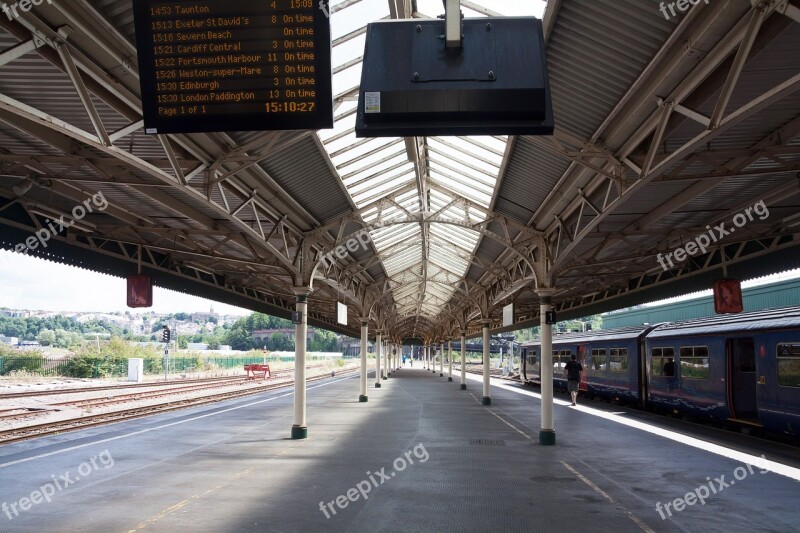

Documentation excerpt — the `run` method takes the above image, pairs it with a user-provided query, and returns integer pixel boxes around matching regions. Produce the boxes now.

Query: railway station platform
[0,369,798,532]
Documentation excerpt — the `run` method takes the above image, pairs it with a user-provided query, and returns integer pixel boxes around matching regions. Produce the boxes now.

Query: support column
[439,341,444,377]
[448,339,453,381]
[481,319,491,405]
[538,289,556,445]
[384,340,389,378]
[375,331,382,388]
[359,319,369,402]
[460,331,467,390]
[291,287,311,440]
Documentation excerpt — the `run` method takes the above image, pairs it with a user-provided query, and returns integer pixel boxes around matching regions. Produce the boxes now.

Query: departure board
[133,0,333,134]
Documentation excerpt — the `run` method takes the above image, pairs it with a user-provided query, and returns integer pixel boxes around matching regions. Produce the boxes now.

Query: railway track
[0,374,248,400]
[0,377,259,422]
[0,365,358,445]
[0,365,329,400]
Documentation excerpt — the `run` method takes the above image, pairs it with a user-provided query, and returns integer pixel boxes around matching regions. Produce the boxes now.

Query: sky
[0,250,250,315]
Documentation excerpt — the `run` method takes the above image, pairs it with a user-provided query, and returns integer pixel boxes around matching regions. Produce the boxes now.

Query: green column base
[481,396,491,406]
[291,425,307,440]
[539,430,556,445]
[359,395,368,402]
[432,370,436,374]
[375,383,381,388]
[448,377,453,382]
[460,384,467,390]
[439,373,443,377]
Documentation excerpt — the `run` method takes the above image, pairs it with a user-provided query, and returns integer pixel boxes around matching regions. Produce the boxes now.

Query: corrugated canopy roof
[0,0,799,340]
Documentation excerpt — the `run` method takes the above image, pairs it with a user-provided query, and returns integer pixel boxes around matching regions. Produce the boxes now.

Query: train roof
[647,306,800,339]
[521,325,655,348]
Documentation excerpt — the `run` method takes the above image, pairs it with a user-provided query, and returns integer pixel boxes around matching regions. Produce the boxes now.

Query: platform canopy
[0,0,799,340]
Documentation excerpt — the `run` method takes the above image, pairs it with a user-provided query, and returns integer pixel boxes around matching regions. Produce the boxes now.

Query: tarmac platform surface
[0,366,798,532]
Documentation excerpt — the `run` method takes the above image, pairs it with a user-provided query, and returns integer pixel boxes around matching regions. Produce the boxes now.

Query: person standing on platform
[564,354,583,406]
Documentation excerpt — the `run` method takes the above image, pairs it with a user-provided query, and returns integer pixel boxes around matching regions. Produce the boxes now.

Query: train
[520,306,800,437]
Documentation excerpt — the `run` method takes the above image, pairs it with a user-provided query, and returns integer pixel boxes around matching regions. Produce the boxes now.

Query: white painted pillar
[291,287,311,439]
[384,340,389,378]
[359,319,369,402]
[439,341,444,376]
[375,332,382,388]
[460,331,467,390]
[481,320,491,405]
[538,290,556,445]
[448,339,453,382]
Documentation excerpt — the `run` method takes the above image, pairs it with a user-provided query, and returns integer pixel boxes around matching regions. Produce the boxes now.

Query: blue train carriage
[645,306,800,435]
[521,325,654,404]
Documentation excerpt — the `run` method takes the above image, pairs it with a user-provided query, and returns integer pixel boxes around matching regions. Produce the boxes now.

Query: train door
[577,345,588,391]
[521,347,528,381]
[638,337,648,410]
[728,337,758,420]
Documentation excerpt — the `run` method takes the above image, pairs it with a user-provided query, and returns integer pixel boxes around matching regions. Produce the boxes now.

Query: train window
[651,347,675,377]
[591,348,607,371]
[526,350,538,367]
[609,348,628,373]
[680,346,710,379]
[777,343,800,388]
[553,349,571,372]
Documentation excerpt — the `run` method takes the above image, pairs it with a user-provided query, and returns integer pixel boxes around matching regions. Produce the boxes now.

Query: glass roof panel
[318,0,545,321]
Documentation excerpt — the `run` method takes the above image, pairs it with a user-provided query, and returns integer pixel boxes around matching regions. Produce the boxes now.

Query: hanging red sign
[127,275,153,308]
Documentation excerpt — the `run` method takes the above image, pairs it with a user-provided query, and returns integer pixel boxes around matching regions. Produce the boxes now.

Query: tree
[36,329,56,346]
[207,338,221,350]
[224,321,253,351]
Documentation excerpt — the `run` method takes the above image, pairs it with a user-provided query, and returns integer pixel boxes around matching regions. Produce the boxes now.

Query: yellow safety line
[483,408,533,441]
[561,461,655,533]
[128,447,297,532]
